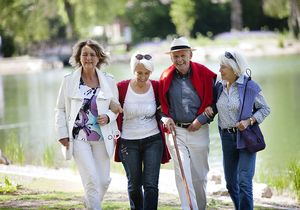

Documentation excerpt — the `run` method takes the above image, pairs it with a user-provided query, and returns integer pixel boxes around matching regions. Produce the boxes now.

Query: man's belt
[175,122,191,128]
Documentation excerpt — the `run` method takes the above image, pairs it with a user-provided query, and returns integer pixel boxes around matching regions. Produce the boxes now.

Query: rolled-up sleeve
[253,91,271,124]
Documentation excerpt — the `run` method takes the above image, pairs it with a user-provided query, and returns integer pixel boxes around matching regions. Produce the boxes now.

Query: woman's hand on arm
[204,106,214,118]
[97,114,110,125]
[59,138,70,149]
[109,100,123,114]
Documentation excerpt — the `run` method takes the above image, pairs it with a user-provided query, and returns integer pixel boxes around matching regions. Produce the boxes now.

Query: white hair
[130,52,154,73]
[219,50,249,77]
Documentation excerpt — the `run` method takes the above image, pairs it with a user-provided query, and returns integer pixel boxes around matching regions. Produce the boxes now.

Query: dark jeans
[118,133,163,210]
[219,129,256,210]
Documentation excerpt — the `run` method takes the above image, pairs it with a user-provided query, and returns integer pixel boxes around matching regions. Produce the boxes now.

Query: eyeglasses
[225,51,237,63]
[135,54,152,60]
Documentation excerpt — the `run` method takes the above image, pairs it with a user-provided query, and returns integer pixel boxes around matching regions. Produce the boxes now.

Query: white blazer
[55,67,119,158]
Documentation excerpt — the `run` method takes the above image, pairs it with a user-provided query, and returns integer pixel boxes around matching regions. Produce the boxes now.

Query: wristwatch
[249,117,254,126]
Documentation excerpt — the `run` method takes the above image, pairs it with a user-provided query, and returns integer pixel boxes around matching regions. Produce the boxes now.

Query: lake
[0,54,299,179]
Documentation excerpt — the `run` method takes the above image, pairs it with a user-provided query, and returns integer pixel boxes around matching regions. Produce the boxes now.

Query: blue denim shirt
[167,68,211,124]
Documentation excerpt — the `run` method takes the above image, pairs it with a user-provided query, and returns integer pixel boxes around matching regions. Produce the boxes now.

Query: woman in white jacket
[55,39,120,210]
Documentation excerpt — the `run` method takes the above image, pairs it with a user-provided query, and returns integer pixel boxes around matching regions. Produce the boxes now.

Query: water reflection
[0,55,299,176]
[0,70,69,165]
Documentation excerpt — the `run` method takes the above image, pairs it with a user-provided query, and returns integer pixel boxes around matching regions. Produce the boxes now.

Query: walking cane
[170,127,193,210]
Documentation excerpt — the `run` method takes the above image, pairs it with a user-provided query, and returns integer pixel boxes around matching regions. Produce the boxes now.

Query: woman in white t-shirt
[114,52,170,210]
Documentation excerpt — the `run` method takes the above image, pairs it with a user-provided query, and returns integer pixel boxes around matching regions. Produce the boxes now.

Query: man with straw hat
[159,37,216,210]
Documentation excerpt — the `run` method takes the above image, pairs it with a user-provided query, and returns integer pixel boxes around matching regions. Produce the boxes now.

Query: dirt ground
[0,165,299,210]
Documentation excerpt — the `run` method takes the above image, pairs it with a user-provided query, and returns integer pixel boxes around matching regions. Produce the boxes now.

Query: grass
[0,173,298,209]
[257,159,300,202]
[43,144,56,168]
[289,160,300,201]
[0,177,19,194]
[0,175,219,210]
[0,189,84,210]
[3,131,25,165]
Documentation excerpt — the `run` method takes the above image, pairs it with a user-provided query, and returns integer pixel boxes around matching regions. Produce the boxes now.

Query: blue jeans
[118,133,163,210]
[219,129,256,210]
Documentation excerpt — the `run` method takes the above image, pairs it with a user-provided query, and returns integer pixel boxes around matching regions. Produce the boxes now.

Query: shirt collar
[174,67,192,79]
[221,75,244,87]
[236,75,244,84]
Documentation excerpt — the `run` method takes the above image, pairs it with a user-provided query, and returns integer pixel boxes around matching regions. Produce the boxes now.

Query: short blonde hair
[130,52,154,73]
[219,50,249,77]
[69,39,109,69]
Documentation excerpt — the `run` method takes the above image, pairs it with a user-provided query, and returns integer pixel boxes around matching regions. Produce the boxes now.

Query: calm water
[0,54,299,177]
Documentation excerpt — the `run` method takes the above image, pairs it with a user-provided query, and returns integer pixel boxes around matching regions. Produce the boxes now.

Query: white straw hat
[166,37,196,54]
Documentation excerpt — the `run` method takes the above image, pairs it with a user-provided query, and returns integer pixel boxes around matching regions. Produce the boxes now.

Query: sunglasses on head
[135,54,152,60]
[225,51,237,63]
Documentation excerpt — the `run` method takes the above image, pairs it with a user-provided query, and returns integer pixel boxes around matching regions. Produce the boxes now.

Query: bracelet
[249,117,254,126]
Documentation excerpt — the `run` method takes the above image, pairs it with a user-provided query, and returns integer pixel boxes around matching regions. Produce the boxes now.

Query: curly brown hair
[69,39,109,69]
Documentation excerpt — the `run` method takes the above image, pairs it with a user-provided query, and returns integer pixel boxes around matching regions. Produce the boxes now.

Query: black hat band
[170,45,191,51]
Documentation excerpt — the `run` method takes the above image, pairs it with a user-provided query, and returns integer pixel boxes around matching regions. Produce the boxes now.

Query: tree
[0,0,127,56]
[231,0,242,31]
[125,0,175,43]
[0,0,57,56]
[56,0,127,39]
[263,0,290,19]
[290,0,300,38]
[263,0,300,38]
[170,0,196,37]
[191,0,230,37]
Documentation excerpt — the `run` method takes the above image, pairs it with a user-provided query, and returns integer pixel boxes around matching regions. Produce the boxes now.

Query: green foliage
[192,0,231,37]
[0,0,56,54]
[263,0,290,19]
[267,173,290,193]
[43,144,56,168]
[288,160,300,200]
[258,159,300,200]
[170,0,196,37]
[278,35,285,48]
[4,131,25,165]
[0,31,15,57]
[0,0,294,55]
[0,177,18,194]
[125,0,175,43]
[65,0,127,38]
[0,0,127,55]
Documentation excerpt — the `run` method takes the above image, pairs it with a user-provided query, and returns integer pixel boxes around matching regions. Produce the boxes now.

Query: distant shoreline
[1,35,300,75]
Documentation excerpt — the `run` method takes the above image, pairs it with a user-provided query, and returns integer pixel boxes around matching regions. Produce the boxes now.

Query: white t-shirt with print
[121,84,160,140]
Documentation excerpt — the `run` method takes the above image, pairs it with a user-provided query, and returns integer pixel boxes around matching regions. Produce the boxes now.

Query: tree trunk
[290,0,300,38]
[231,0,243,31]
[63,0,76,39]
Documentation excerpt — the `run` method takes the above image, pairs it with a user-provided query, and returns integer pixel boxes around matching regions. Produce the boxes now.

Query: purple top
[72,78,102,141]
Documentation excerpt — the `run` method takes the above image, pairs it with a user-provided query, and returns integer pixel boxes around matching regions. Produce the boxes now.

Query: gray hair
[130,52,154,73]
[69,39,109,69]
[219,50,249,77]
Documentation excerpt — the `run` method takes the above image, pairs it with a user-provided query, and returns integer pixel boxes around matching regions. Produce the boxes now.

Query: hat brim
[165,48,196,54]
